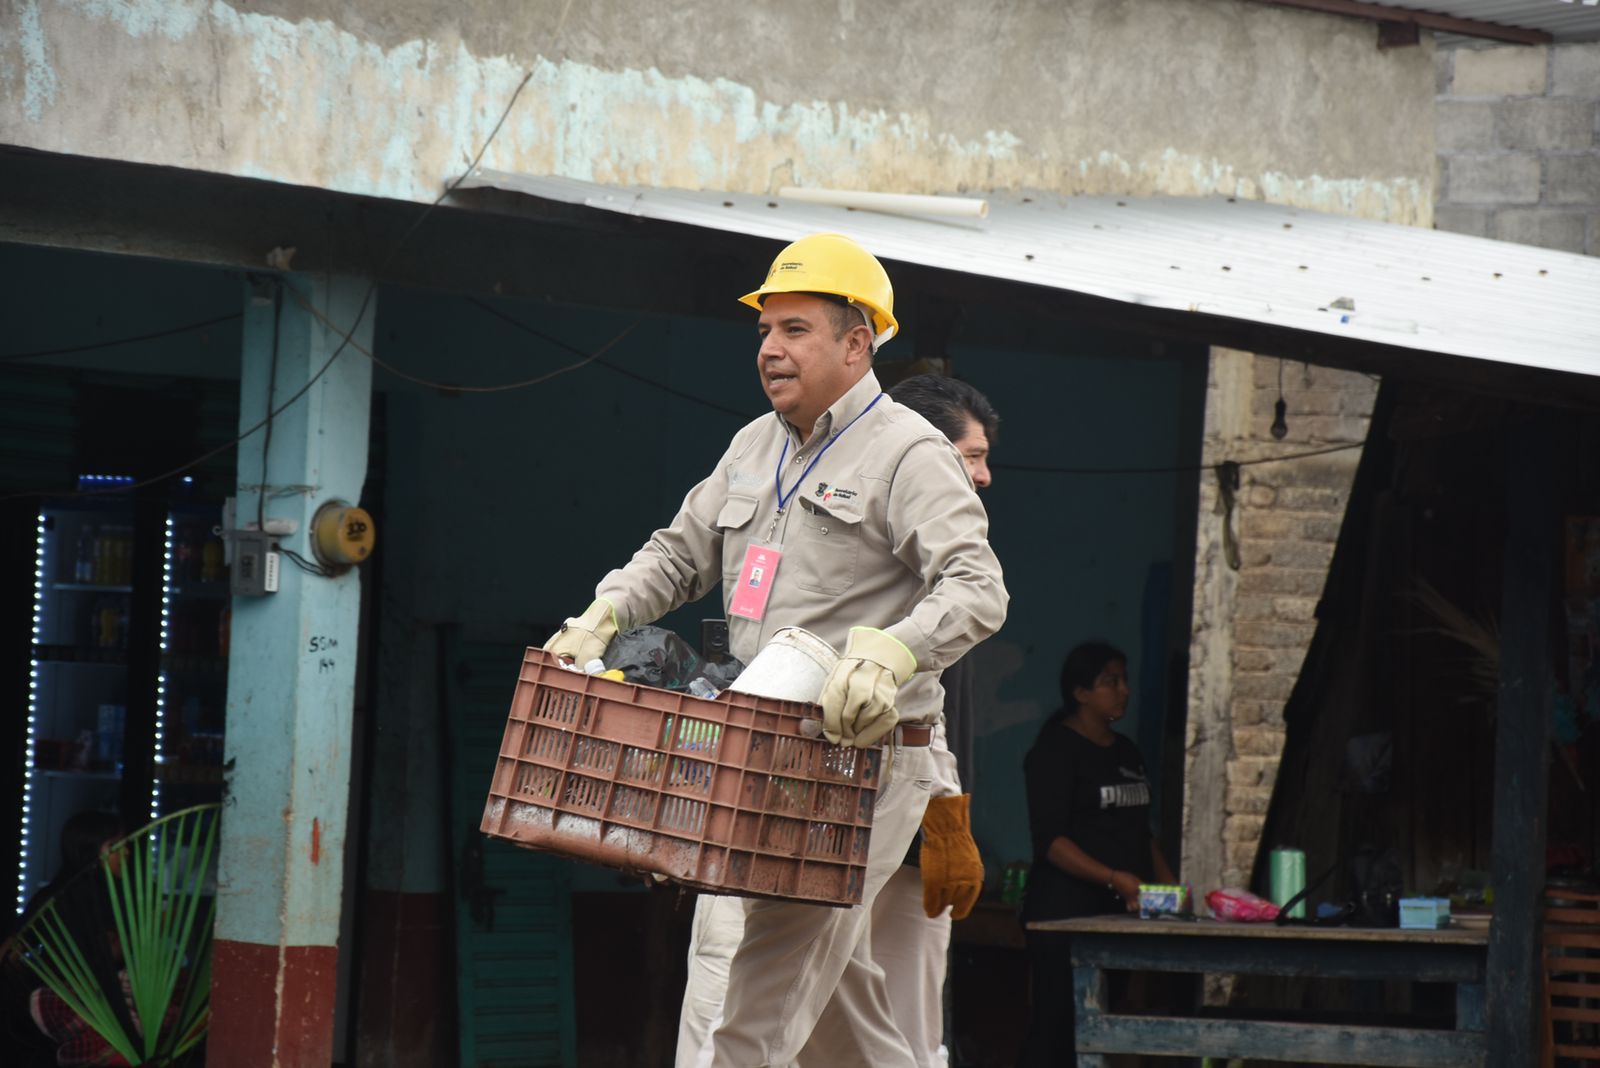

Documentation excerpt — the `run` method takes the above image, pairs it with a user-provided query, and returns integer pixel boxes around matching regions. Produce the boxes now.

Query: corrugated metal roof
[458,170,1600,380]
[1388,0,1600,41]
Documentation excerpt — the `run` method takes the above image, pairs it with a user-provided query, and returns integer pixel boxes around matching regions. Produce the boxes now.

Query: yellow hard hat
[739,233,898,347]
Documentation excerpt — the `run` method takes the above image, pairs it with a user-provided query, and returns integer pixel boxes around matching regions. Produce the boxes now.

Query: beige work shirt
[595,371,1008,726]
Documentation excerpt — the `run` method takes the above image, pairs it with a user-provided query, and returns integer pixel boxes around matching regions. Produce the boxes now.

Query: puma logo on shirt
[1099,782,1152,809]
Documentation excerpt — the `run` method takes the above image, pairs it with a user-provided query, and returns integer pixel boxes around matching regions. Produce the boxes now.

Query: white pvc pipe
[778,186,989,219]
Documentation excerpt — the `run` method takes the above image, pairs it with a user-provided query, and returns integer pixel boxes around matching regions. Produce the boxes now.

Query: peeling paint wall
[1,0,1436,222]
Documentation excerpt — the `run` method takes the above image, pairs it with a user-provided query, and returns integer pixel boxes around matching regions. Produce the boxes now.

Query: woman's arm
[1045,835,1140,911]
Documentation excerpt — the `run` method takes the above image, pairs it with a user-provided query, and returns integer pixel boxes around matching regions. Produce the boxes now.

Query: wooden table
[1031,914,1489,1067]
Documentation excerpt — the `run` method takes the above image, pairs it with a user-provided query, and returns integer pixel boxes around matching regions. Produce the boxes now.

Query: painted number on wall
[310,635,338,673]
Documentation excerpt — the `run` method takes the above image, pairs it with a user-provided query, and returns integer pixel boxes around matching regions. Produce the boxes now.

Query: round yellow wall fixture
[311,501,376,572]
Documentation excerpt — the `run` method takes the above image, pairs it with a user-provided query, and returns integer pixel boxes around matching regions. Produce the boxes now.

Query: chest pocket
[790,497,863,596]
[716,495,760,583]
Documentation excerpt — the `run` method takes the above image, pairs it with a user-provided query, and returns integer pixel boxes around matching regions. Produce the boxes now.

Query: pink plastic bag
[1205,888,1281,922]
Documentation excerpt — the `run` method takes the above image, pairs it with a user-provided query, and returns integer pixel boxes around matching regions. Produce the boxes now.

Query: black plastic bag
[603,626,744,693]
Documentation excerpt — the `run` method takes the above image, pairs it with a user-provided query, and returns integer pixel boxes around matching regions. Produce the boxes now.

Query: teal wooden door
[446,628,577,1067]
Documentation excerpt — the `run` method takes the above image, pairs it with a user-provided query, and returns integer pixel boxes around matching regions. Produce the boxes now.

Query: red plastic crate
[480,648,881,907]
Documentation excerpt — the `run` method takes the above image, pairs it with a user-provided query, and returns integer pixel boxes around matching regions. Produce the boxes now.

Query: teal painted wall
[372,285,1203,879]
[0,243,242,380]
[0,236,1203,889]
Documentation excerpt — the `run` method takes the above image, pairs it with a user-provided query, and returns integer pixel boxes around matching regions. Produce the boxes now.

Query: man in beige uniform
[679,377,998,1068]
[545,233,1007,1067]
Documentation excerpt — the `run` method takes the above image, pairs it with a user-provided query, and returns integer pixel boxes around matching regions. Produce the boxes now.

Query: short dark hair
[1059,641,1127,712]
[889,373,1000,445]
[810,293,872,342]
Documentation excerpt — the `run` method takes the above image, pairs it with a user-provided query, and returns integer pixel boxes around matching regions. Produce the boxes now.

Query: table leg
[1074,961,1107,1068]
[1457,980,1486,1032]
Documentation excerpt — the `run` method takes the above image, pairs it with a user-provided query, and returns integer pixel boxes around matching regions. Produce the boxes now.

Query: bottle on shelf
[75,524,98,583]
[201,540,223,584]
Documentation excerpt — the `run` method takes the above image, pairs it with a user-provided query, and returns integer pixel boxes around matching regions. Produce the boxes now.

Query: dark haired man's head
[889,373,1000,488]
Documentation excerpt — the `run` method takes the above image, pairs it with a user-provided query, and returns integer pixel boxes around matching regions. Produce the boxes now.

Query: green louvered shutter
[446,630,577,1068]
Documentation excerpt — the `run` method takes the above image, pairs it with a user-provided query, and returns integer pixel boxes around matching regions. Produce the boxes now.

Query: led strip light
[152,515,175,820]
[17,513,46,913]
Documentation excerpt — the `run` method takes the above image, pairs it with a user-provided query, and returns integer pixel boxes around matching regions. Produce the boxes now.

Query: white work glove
[819,627,916,747]
[542,599,618,666]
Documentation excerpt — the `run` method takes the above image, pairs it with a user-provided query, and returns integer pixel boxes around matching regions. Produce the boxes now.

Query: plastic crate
[480,648,881,907]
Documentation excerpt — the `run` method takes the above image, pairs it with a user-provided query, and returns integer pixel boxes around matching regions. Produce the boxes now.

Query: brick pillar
[1184,349,1376,893]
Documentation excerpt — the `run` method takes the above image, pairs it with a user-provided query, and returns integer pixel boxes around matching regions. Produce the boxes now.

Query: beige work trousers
[868,864,952,1067]
[682,743,934,1068]
[677,893,746,1068]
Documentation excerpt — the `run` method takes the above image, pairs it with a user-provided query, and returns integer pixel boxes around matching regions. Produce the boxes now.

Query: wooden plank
[1552,1043,1600,1060]
[1549,1006,1600,1025]
[1076,1013,1485,1067]
[1486,419,1556,1066]
[1457,981,1486,1032]
[1036,913,1488,945]
[1546,929,1600,949]
[1546,907,1600,925]
[1070,931,1485,983]
[1546,980,1600,998]
[1546,955,1600,973]
[1548,889,1600,905]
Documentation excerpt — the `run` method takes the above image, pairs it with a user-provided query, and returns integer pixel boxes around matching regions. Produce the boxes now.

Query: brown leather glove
[919,793,984,920]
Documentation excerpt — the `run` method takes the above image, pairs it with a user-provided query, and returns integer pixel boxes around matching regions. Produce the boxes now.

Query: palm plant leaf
[1407,578,1501,702]
[5,803,220,1065]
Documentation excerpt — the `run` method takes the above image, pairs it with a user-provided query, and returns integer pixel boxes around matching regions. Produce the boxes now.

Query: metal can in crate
[480,648,882,907]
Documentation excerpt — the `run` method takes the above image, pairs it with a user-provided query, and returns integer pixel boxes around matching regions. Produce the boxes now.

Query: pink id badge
[728,542,783,621]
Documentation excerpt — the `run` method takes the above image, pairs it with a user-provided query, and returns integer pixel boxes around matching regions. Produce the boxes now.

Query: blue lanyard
[773,393,884,518]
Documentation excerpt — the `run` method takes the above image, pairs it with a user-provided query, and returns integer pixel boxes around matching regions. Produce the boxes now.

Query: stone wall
[1435,42,1600,254]
[1185,352,1377,893]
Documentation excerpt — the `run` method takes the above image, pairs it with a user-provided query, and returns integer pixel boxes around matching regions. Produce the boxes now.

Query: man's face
[756,293,872,431]
[952,416,992,489]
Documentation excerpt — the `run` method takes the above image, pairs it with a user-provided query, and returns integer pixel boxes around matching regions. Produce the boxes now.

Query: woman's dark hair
[57,810,124,877]
[889,374,1000,445]
[1059,640,1128,713]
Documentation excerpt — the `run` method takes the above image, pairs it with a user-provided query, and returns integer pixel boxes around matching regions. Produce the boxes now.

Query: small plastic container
[480,648,881,907]
[1139,884,1190,919]
[1398,896,1452,929]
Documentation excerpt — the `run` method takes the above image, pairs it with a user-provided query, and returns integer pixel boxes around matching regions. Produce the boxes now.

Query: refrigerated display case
[16,481,228,913]
[153,506,231,816]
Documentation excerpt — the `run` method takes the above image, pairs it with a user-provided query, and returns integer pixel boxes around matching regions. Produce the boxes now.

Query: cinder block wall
[1435,42,1600,254]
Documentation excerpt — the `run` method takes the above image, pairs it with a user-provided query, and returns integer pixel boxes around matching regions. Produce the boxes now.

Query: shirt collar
[781,370,883,448]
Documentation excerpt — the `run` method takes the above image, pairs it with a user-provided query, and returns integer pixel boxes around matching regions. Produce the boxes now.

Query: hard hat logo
[740,233,899,349]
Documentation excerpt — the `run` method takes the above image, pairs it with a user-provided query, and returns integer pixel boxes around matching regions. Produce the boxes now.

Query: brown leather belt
[894,723,933,747]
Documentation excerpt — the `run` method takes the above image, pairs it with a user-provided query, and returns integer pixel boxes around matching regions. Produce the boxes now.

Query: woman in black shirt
[1018,641,1174,1066]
